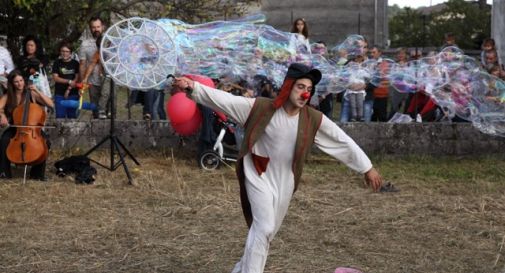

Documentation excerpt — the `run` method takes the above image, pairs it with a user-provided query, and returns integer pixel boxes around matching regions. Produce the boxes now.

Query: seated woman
[0,70,54,180]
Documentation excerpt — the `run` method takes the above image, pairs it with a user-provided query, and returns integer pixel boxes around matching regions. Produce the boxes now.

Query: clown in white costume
[173,63,383,273]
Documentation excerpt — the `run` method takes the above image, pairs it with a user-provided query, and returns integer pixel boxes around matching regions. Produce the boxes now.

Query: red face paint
[301,91,311,100]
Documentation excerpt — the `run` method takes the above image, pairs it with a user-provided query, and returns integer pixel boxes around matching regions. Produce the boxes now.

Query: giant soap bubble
[330,35,367,57]
[101,15,349,91]
[100,15,505,137]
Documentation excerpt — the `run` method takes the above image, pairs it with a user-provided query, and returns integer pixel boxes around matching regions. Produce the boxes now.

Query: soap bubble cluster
[101,16,505,137]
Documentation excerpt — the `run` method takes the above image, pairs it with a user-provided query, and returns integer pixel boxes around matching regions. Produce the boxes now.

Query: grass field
[0,150,504,273]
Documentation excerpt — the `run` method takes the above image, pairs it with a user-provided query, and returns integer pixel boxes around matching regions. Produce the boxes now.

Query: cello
[6,87,49,170]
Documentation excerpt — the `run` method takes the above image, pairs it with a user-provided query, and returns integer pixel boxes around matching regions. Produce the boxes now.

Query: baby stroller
[198,111,243,170]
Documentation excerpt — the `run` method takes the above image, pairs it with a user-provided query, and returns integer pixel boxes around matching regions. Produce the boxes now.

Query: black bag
[75,166,97,184]
[54,155,96,184]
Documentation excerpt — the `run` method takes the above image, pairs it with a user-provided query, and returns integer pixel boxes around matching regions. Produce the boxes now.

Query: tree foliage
[1,0,255,59]
[389,8,427,48]
[387,4,403,19]
[389,0,491,49]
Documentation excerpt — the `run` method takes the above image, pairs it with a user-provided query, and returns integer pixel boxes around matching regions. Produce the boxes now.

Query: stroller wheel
[199,150,221,170]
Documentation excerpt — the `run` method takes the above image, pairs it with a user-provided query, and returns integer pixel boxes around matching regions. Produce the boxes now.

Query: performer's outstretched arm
[174,77,254,126]
[314,115,382,191]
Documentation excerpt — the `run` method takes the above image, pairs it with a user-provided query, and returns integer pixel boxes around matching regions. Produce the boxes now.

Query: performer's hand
[173,77,194,91]
[364,167,382,192]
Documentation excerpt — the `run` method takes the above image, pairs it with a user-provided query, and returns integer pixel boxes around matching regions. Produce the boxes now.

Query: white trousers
[231,157,294,273]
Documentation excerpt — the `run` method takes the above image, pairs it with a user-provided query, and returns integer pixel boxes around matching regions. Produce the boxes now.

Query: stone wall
[339,122,505,155]
[41,120,505,156]
[46,120,183,153]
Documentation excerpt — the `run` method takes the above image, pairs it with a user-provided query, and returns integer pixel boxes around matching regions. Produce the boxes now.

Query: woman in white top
[290,18,311,54]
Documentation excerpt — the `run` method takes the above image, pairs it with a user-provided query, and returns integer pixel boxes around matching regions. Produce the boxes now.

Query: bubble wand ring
[100,17,177,90]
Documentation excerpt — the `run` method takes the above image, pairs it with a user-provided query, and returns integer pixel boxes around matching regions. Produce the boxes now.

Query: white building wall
[492,0,504,66]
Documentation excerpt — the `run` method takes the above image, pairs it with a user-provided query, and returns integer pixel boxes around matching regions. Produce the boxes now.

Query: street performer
[173,63,383,273]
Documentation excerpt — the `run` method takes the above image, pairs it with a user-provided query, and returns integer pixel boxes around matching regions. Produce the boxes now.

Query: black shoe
[379,182,399,193]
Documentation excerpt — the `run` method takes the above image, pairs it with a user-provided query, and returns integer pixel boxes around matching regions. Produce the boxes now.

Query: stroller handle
[213,111,236,134]
[214,111,228,123]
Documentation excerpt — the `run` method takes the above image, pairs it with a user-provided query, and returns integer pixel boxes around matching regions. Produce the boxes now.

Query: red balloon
[166,92,198,124]
[167,74,213,136]
[171,107,202,136]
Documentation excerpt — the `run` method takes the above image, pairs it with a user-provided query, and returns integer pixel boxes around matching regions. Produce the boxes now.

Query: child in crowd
[345,55,369,121]
[336,48,348,67]
[480,38,496,67]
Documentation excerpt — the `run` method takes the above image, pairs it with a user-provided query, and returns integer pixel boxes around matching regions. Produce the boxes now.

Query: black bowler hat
[285,63,322,86]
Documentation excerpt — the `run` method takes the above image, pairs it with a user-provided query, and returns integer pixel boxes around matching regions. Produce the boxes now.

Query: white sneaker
[98,111,107,119]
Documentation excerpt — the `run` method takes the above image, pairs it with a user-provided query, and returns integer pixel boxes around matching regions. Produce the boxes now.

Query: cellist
[0,70,54,180]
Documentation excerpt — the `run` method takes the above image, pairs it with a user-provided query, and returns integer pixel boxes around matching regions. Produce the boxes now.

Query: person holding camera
[16,35,51,99]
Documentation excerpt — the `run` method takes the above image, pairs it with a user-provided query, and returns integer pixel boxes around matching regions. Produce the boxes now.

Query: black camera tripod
[84,77,140,184]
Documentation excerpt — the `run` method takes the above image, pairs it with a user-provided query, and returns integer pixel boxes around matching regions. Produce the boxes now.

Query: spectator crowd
[1,17,503,125]
[0,17,168,122]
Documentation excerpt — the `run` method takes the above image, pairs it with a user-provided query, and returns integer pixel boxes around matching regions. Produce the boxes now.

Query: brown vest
[236,97,322,227]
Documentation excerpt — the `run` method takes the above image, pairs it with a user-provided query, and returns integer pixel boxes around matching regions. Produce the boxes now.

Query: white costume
[293,33,311,54]
[192,81,373,273]
[0,46,14,88]
[0,46,14,74]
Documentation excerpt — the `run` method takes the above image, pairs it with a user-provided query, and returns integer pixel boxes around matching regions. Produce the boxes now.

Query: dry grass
[1,150,505,273]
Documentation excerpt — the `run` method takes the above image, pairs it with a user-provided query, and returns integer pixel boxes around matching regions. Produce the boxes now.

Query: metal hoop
[100,17,176,90]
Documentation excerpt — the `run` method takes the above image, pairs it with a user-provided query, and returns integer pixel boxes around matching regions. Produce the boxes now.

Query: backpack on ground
[54,155,97,184]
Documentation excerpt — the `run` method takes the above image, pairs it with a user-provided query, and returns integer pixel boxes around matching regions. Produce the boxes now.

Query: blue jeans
[339,97,350,122]
[364,99,374,122]
[153,90,166,120]
[130,89,158,117]
[54,95,79,119]
[340,97,374,122]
